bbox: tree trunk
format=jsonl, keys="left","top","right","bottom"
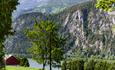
{"left": 49, "top": 33, "right": 52, "bottom": 70}
{"left": 42, "top": 52, "right": 47, "bottom": 70}
{"left": 0, "top": 44, "right": 5, "bottom": 70}
{"left": 49, "top": 45, "right": 52, "bottom": 70}
{"left": 43, "top": 60, "right": 46, "bottom": 70}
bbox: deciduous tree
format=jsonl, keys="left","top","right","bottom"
{"left": 26, "top": 20, "right": 67, "bottom": 70}
{"left": 96, "top": 0, "right": 115, "bottom": 11}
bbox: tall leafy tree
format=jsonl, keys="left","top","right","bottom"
{"left": 0, "top": 0, "right": 18, "bottom": 69}
{"left": 96, "top": 0, "right": 115, "bottom": 11}
{"left": 26, "top": 20, "right": 67, "bottom": 70}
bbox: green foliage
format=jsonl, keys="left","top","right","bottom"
{"left": 62, "top": 59, "right": 84, "bottom": 70}
{"left": 94, "top": 61, "right": 109, "bottom": 70}
{"left": 0, "top": 57, "right": 5, "bottom": 69}
{"left": 70, "top": 46, "right": 115, "bottom": 60}
{"left": 108, "top": 63, "right": 115, "bottom": 70}
{"left": 25, "top": 20, "right": 67, "bottom": 70}
{"left": 0, "top": 0, "right": 18, "bottom": 69}
{"left": 61, "top": 61, "right": 67, "bottom": 70}
{"left": 52, "top": 48, "right": 63, "bottom": 63}
{"left": 19, "top": 57, "right": 29, "bottom": 67}
{"left": 62, "top": 59, "right": 115, "bottom": 70}
{"left": 96, "top": 0, "right": 115, "bottom": 11}
{"left": 0, "top": 0, "right": 18, "bottom": 40}
{"left": 84, "top": 59, "right": 95, "bottom": 70}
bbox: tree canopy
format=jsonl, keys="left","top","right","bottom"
{"left": 96, "top": 0, "right": 115, "bottom": 11}
{"left": 26, "top": 20, "right": 67, "bottom": 70}
{"left": 0, "top": 0, "right": 18, "bottom": 69}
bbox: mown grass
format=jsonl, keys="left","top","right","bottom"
{"left": 6, "top": 66, "right": 40, "bottom": 70}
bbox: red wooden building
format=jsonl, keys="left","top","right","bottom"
{"left": 5, "top": 55, "right": 20, "bottom": 65}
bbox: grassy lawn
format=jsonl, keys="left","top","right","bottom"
{"left": 6, "top": 66, "right": 40, "bottom": 70}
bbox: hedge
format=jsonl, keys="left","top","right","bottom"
{"left": 62, "top": 59, "right": 115, "bottom": 70}
{"left": 62, "top": 59, "right": 84, "bottom": 70}
{"left": 84, "top": 59, "right": 95, "bottom": 70}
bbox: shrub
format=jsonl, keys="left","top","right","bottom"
{"left": 94, "top": 61, "right": 109, "bottom": 70}
{"left": 62, "top": 58, "right": 115, "bottom": 70}
{"left": 62, "top": 59, "right": 84, "bottom": 70}
{"left": 61, "top": 61, "right": 67, "bottom": 70}
{"left": 71, "top": 60, "right": 84, "bottom": 70}
{"left": 84, "top": 59, "right": 95, "bottom": 70}
{"left": 108, "top": 63, "right": 115, "bottom": 70}
{"left": 19, "top": 57, "right": 29, "bottom": 67}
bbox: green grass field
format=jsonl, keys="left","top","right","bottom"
{"left": 6, "top": 66, "right": 40, "bottom": 70}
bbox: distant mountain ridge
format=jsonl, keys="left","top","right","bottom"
{"left": 28, "top": 0, "right": 91, "bottom": 13}
{"left": 13, "top": 0, "right": 91, "bottom": 20}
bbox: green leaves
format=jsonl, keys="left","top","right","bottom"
{"left": 19, "top": 57, "right": 29, "bottom": 67}
{"left": 96, "top": 0, "right": 115, "bottom": 11}
{"left": 25, "top": 20, "right": 67, "bottom": 69}
{"left": 52, "top": 48, "right": 63, "bottom": 63}
{"left": 0, "top": 0, "right": 18, "bottom": 69}
{"left": 0, "top": 0, "right": 19, "bottom": 40}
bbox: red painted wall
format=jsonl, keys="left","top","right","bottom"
{"left": 6, "top": 56, "right": 20, "bottom": 65}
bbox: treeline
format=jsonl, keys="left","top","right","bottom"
{"left": 62, "top": 59, "right": 115, "bottom": 70}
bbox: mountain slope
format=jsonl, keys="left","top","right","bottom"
{"left": 6, "top": 1, "right": 115, "bottom": 57}
{"left": 30, "top": 0, "right": 91, "bottom": 14}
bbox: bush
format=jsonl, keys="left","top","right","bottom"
{"left": 62, "top": 59, "right": 115, "bottom": 70}
{"left": 61, "top": 61, "right": 67, "bottom": 70}
{"left": 84, "top": 59, "right": 95, "bottom": 70}
{"left": 71, "top": 60, "right": 84, "bottom": 70}
{"left": 62, "top": 59, "right": 84, "bottom": 70}
{"left": 94, "top": 61, "right": 109, "bottom": 70}
{"left": 19, "top": 57, "right": 29, "bottom": 67}
{"left": 108, "top": 63, "right": 115, "bottom": 70}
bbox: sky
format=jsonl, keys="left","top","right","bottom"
{"left": 18, "top": 0, "right": 42, "bottom": 10}
{"left": 13, "top": 0, "right": 47, "bottom": 19}
{"left": 16, "top": 0, "right": 49, "bottom": 11}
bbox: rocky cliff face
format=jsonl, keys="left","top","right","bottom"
{"left": 5, "top": 1, "right": 115, "bottom": 56}
{"left": 62, "top": 8, "right": 115, "bottom": 56}
{"left": 58, "top": 2, "right": 115, "bottom": 56}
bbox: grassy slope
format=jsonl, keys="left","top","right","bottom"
{"left": 6, "top": 66, "right": 40, "bottom": 70}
